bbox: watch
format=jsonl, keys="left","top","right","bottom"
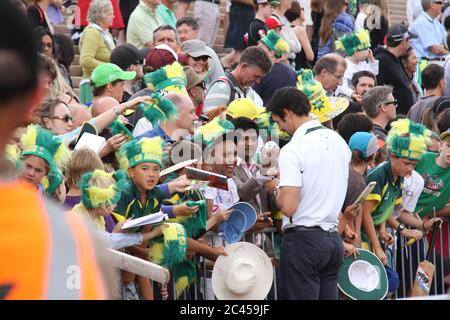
{"left": 397, "top": 223, "right": 406, "bottom": 233}
{"left": 112, "top": 106, "right": 121, "bottom": 116}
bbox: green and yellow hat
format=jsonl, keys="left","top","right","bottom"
{"left": 120, "top": 136, "right": 166, "bottom": 169}
{"left": 260, "top": 29, "right": 290, "bottom": 58}
{"left": 41, "top": 167, "right": 63, "bottom": 194}
{"left": 227, "top": 98, "right": 259, "bottom": 120}
{"left": 335, "top": 29, "right": 371, "bottom": 57}
{"left": 91, "top": 63, "right": 137, "bottom": 87}
{"left": 296, "top": 69, "right": 349, "bottom": 123}
{"left": 144, "top": 61, "right": 188, "bottom": 95}
{"left": 137, "top": 91, "right": 178, "bottom": 128}
{"left": 255, "top": 107, "right": 291, "bottom": 141}
{"left": 109, "top": 118, "right": 134, "bottom": 141}
{"left": 386, "top": 119, "right": 431, "bottom": 161}
{"left": 4, "top": 143, "right": 21, "bottom": 171}
{"left": 78, "top": 169, "right": 129, "bottom": 209}
{"left": 21, "top": 125, "right": 70, "bottom": 193}
{"left": 193, "top": 117, "right": 238, "bottom": 151}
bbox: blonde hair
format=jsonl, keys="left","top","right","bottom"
{"left": 88, "top": 174, "right": 116, "bottom": 191}
{"left": 66, "top": 148, "right": 104, "bottom": 188}
{"left": 32, "top": 97, "right": 68, "bottom": 128}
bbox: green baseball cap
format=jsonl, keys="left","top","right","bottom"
{"left": 90, "top": 63, "right": 136, "bottom": 87}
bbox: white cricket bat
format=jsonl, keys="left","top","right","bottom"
{"left": 107, "top": 249, "right": 170, "bottom": 284}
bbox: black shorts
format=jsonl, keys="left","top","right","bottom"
{"left": 224, "top": 3, "right": 255, "bottom": 50}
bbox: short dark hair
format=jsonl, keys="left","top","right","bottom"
{"left": 176, "top": 17, "right": 199, "bottom": 31}
{"left": 153, "top": 25, "right": 178, "bottom": 43}
{"left": 437, "top": 109, "right": 450, "bottom": 134}
{"left": 232, "top": 117, "right": 259, "bottom": 137}
{"left": 362, "top": 85, "right": 393, "bottom": 118}
{"left": 239, "top": 46, "right": 272, "bottom": 74}
{"left": 91, "top": 79, "right": 121, "bottom": 97}
{"left": 337, "top": 113, "right": 373, "bottom": 143}
{"left": 266, "top": 87, "right": 310, "bottom": 121}
{"left": 352, "top": 70, "right": 376, "bottom": 88}
{"left": 421, "top": 63, "right": 445, "bottom": 90}
{"left": 0, "top": 0, "right": 39, "bottom": 103}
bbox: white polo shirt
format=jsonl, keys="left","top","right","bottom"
{"left": 278, "top": 119, "right": 351, "bottom": 230}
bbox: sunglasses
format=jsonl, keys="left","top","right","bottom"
{"left": 383, "top": 100, "right": 398, "bottom": 107}
{"left": 196, "top": 81, "right": 207, "bottom": 90}
{"left": 52, "top": 114, "right": 73, "bottom": 123}
{"left": 193, "top": 56, "right": 209, "bottom": 62}
{"left": 434, "top": 1, "right": 444, "bottom": 4}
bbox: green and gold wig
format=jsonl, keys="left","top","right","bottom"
{"left": 78, "top": 169, "right": 129, "bottom": 209}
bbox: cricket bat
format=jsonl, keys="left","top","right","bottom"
{"left": 107, "top": 249, "right": 170, "bottom": 284}
{"left": 411, "top": 221, "right": 440, "bottom": 297}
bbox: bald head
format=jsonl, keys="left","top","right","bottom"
{"left": 92, "top": 96, "right": 119, "bottom": 117}
{"left": 164, "top": 92, "right": 198, "bottom": 134}
{"left": 69, "top": 104, "right": 92, "bottom": 128}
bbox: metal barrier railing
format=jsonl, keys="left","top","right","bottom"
{"left": 393, "top": 219, "right": 450, "bottom": 299}
{"left": 159, "top": 221, "right": 450, "bottom": 300}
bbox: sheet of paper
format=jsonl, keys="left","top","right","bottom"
{"left": 74, "top": 132, "right": 106, "bottom": 154}
{"left": 121, "top": 211, "right": 168, "bottom": 229}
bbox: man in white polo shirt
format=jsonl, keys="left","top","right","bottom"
{"left": 266, "top": 87, "right": 351, "bottom": 300}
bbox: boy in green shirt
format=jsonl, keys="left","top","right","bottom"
{"left": 415, "top": 129, "right": 450, "bottom": 259}
{"left": 362, "top": 119, "right": 431, "bottom": 265}
{"left": 414, "top": 129, "right": 450, "bottom": 220}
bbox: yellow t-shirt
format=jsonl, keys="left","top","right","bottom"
{"left": 71, "top": 203, "right": 106, "bottom": 231}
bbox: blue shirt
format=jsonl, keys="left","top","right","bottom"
{"left": 411, "top": 12, "right": 447, "bottom": 59}
{"left": 136, "top": 125, "right": 172, "bottom": 142}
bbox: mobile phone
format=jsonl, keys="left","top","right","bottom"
{"left": 353, "top": 181, "right": 377, "bottom": 206}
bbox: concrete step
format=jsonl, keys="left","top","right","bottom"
{"left": 69, "top": 65, "right": 82, "bottom": 77}
{"left": 72, "top": 76, "right": 82, "bottom": 88}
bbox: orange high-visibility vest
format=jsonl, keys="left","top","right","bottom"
{"left": 0, "top": 181, "right": 108, "bottom": 299}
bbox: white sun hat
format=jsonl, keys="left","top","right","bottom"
{"left": 212, "top": 242, "right": 273, "bottom": 300}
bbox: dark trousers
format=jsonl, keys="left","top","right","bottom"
{"left": 280, "top": 228, "right": 344, "bottom": 300}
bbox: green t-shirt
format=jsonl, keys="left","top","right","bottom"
{"left": 113, "top": 180, "right": 166, "bottom": 219}
{"left": 366, "top": 161, "right": 403, "bottom": 226}
{"left": 155, "top": 4, "right": 176, "bottom": 28}
{"left": 414, "top": 152, "right": 450, "bottom": 219}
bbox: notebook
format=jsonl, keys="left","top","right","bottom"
{"left": 74, "top": 132, "right": 106, "bottom": 154}
{"left": 121, "top": 212, "right": 168, "bottom": 230}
